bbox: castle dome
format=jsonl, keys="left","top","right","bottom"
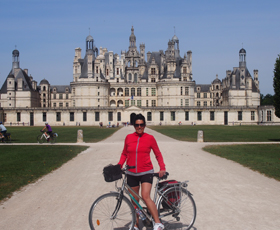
{"left": 40, "top": 79, "right": 50, "bottom": 85}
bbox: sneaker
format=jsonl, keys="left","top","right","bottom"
{"left": 153, "top": 223, "right": 164, "bottom": 230}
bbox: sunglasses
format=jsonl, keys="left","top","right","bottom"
{"left": 134, "top": 124, "right": 145, "bottom": 127}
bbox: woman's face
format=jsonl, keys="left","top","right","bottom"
{"left": 134, "top": 119, "right": 145, "bottom": 135}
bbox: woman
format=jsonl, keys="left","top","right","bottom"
{"left": 118, "top": 114, "right": 165, "bottom": 230}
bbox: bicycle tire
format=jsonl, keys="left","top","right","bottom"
{"left": 50, "top": 136, "right": 56, "bottom": 144}
{"left": 37, "top": 135, "right": 45, "bottom": 144}
{"left": 157, "top": 187, "right": 196, "bottom": 230}
{"left": 6, "top": 135, "right": 11, "bottom": 143}
{"left": 89, "top": 192, "right": 136, "bottom": 230}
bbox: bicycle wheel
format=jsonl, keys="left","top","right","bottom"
{"left": 37, "top": 135, "right": 45, "bottom": 144}
{"left": 50, "top": 136, "right": 56, "bottom": 144}
{"left": 89, "top": 192, "right": 136, "bottom": 230}
{"left": 157, "top": 187, "right": 196, "bottom": 230}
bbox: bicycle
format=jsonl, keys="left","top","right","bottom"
{"left": 37, "top": 130, "right": 57, "bottom": 144}
{"left": 0, "top": 132, "right": 11, "bottom": 143}
{"left": 89, "top": 165, "right": 196, "bottom": 230}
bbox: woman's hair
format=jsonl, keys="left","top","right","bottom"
{"left": 134, "top": 113, "right": 146, "bottom": 125}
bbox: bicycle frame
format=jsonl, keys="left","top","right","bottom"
{"left": 113, "top": 172, "right": 184, "bottom": 225}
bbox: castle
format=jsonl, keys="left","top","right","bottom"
{"left": 0, "top": 27, "right": 278, "bottom": 126}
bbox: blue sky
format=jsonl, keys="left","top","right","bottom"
{"left": 0, "top": 0, "right": 279, "bottom": 95}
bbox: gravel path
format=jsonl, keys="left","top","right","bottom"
{"left": 0, "top": 126, "right": 280, "bottom": 230}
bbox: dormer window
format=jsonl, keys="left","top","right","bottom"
{"left": 53, "top": 88, "right": 56, "bottom": 92}
{"left": 197, "top": 87, "right": 200, "bottom": 91}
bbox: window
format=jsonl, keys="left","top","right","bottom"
{"left": 185, "top": 87, "right": 189, "bottom": 95}
{"left": 210, "top": 111, "right": 215, "bottom": 121}
{"left": 66, "top": 103, "right": 69, "bottom": 107}
{"left": 125, "top": 88, "right": 129, "bottom": 96}
{"left": 66, "top": 94, "right": 68, "bottom": 99}
{"left": 117, "top": 112, "right": 121, "bottom": 121}
{"left": 238, "top": 111, "right": 242, "bottom": 121}
{"left": 185, "top": 99, "right": 189, "bottom": 106}
{"left": 151, "top": 78, "right": 155, "bottom": 82}
{"left": 42, "top": 112, "right": 47, "bottom": 122}
{"left": 131, "top": 100, "right": 135, "bottom": 106}
{"left": 59, "top": 94, "right": 63, "bottom": 99}
{"left": 147, "top": 112, "right": 152, "bottom": 121}
{"left": 53, "top": 94, "right": 56, "bottom": 99}
{"left": 267, "top": 110, "right": 271, "bottom": 121}
{"left": 151, "top": 68, "right": 156, "bottom": 75}
{"left": 197, "top": 111, "right": 202, "bottom": 121}
{"left": 146, "top": 100, "right": 149, "bottom": 107}
{"left": 152, "top": 100, "right": 156, "bottom": 107}
{"left": 17, "top": 112, "right": 21, "bottom": 122}
{"left": 197, "top": 93, "right": 200, "bottom": 98}
{"left": 181, "top": 99, "right": 183, "bottom": 106}
{"left": 204, "top": 93, "right": 207, "bottom": 98}
{"left": 197, "top": 101, "right": 200, "bottom": 107}
{"left": 108, "top": 112, "right": 113, "bottom": 121}
{"left": 204, "top": 101, "right": 207, "bottom": 106}
{"left": 216, "top": 85, "right": 219, "bottom": 90}
{"left": 95, "top": 112, "right": 100, "bottom": 121}
{"left": 117, "top": 68, "right": 119, "bottom": 75}
{"left": 70, "top": 112, "right": 74, "bottom": 121}
{"left": 83, "top": 112, "right": 87, "bottom": 122}
{"left": 183, "top": 67, "right": 187, "bottom": 74}
{"left": 251, "top": 111, "right": 255, "bottom": 121}
{"left": 210, "top": 101, "right": 212, "bottom": 106}
{"left": 151, "top": 88, "right": 156, "bottom": 96}
{"left": 59, "top": 103, "right": 63, "bottom": 107}
{"left": 96, "top": 66, "right": 98, "bottom": 73}
{"left": 53, "top": 103, "right": 56, "bottom": 107}
{"left": 171, "top": 111, "right": 175, "bottom": 121}
{"left": 160, "top": 111, "right": 164, "bottom": 121}
{"left": 185, "top": 111, "right": 189, "bottom": 121}
{"left": 56, "top": 112, "right": 61, "bottom": 122}
{"left": 73, "top": 100, "right": 75, "bottom": 107}
{"left": 106, "top": 69, "right": 109, "bottom": 76}
{"left": 131, "top": 88, "right": 135, "bottom": 96}
{"left": 125, "top": 100, "right": 129, "bottom": 107}
{"left": 73, "top": 88, "right": 75, "bottom": 95}
{"left": 146, "top": 88, "right": 149, "bottom": 96}
{"left": 137, "top": 88, "right": 141, "bottom": 96}
{"left": 181, "top": 87, "right": 183, "bottom": 95}
{"left": 137, "top": 100, "right": 141, "bottom": 107}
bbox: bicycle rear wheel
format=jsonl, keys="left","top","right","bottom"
{"left": 89, "top": 192, "right": 135, "bottom": 230}
{"left": 37, "top": 135, "right": 45, "bottom": 144}
{"left": 157, "top": 187, "right": 196, "bottom": 230}
{"left": 50, "top": 136, "right": 56, "bottom": 144}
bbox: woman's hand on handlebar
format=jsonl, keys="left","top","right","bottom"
{"left": 158, "top": 170, "right": 166, "bottom": 178}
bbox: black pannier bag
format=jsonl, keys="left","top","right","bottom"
{"left": 103, "top": 164, "right": 123, "bottom": 182}
{"left": 158, "top": 180, "right": 181, "bottom": 209}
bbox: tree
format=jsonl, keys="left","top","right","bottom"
{"left": 273, "top": 55, "right": 280, "bottom": 118}
{"left": 260, "top": 93, "right": 274, "bottom": 105}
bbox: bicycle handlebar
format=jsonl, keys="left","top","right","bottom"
{"left": 123, "top": 165, "right": 169, "bottom": 180}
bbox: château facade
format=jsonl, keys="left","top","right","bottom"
{"left": 0, "top": 27, "right": 279, "bottom": 126}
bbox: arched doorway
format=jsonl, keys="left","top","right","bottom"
{"left": 130, "top": 113, "right": 136, "bottom": 125}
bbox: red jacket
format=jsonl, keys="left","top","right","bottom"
{"left": 118, "top": 132, "right": 166, "bottom": 173}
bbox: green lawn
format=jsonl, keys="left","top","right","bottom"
{"left": 149, "top": 125, "right": 280, "bottom": 142}
{"left": 203, "top": 144, "right": 280, "bottom": 181}
{"left": 4, "top": 126, "right": 120, "bottom": 143}
{"left": 0, "top": 145, "right": 88, "bottom": 201}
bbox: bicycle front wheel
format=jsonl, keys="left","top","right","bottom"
{"left": 89, "top": 192, "right": 135, "bottom": 230}
{"left": 157, "top": 187, "right": 196, "bottom": 230}
{"left": 37, "top": 135, "right": 45, "bottom": 144}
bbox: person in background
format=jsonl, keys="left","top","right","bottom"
{"left": 118, "top": 113, "right": 166, "bottom": 230}
{"left": 0, "top": 122, "right": 7, "bottom": 139}
{"left": 42, "top": 122, "right": 52, "bottom": 139}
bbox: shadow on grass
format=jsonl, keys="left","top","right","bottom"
{"left": 268, "top": 139, "right": 280, "bottom": 142}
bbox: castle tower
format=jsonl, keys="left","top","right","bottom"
{"left": 12, "top": 49, "right": 20, "bottom": 73}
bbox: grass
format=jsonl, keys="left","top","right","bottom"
{"left": 203, "top": 144, "right": 280, "bottom": 181}
{"left": 149, "top": 125, "right": 280, "bottom": 142}
{"left": 4, "top": 126, "right": 120, "bottom": 143}
{"left": 0, "top": 145, "right": 88, "bottom": 201}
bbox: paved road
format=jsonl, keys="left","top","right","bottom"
{"left": 0, "top": 126, "right": 280, "bottom": 230}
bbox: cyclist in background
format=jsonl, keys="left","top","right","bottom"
{"left": 42, "top": 122, "right": 52, "bottom": 140}
{"left": 0, "top": 122, "right": 7, "bottom": 139}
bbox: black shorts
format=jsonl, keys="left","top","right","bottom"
{"left": 127, "top": 173, "right": 153, "bottom": 187}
